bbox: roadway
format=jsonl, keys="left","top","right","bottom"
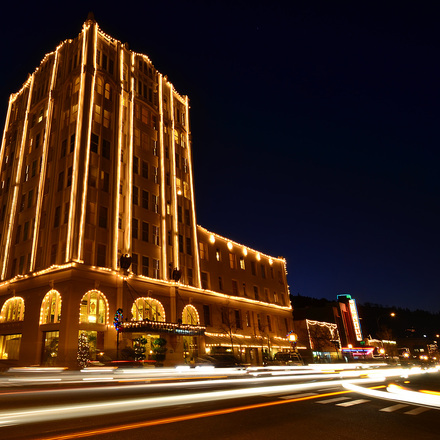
{"left": 0, "top": 363, "right": 439, "bottom": 440}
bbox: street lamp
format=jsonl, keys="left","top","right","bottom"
{"left": 376, "top": 312, "right": 396, "bottom": 336}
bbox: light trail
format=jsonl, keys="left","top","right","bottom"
{"left": 0, "top": 377, "right": 385, "bottom": 427}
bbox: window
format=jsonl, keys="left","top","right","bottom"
{"left": 132, "top": 218, "right": 139, "bottom": 239}
{"left": 102, "top": 139, "right": 110, "bottom": 159}
{"left": 152, "top": 195, "right": 158, "bottom": 213}
{"left": 178, "top": 206, "right": 182, "bottom": 223}
{"left": 266, "top": 315, "right": 272, "bottom": 332}
{"left": 23, "top": 221, "right": 30, "bottom": 241}
{"left": 19, "top": 195, "right": 25, "bottom": 212}
{"left": 57, "top": 171, "right": 64, "bottom": 191}
{"left": 54, "top": 206, "right": 61, "bottom": 228}
{"left": 98, "top": 206, "right": 107, "bottom": 228}
{"left": 64, "top": 202, "right": 69, "bottom": 224}
{"left": 229, "top": 253, "right": 236, "bottom": 269}
{"left": 27, "top": 189, "right": 33, "bottom": 208}
{"left": 186, "top": 237, "right": 192, "bottom": 255}
{"left": 70, "top": 134, "right": 75, "bottom": 153}
{"left": 104, "top": 83, "right": 112, "bottom": 100}
{"left": 141, "top": 256, "right": 149, "bottom": 276}
{"left": 251, "top": 261, "right": 256, "bottom": 276}
{"left": 96, "top": 244, "right": 106, "bottom": 267}
{"left": 133, "top": 186, "right": 139, "bottom": 205}
{"left": 246, "top": 311, "right": 251, "bottom": 327}
{"left": 0, "top": 334, "right": 22, "bottom": 360}
{"left": 79, "top": 290, "right": 107, "bottom": 324}
{"left": 67, "top": 167, "right": 72, "bottom": 187}
{"left": 142, "top": 190, "right": 149, "bottom": 209}
{"left": 235, "top": 310, "right": 242, "bottom": 329}
{"left": 239, "top": 257, "right": 245, "bottom": 270}
{"left": 215, "top": 249, "right": 221, "bottom": 261}
{"left": 96, "top": 76, "right": 103, "bottom": 94}
{"left": 152, "top": 259, "right": 160, "bottom": 278}
{"left": 218, "top": 276, "right": 223, "bottom": 291}
{"left": 231, "top": 280, "right": 238, "bottom": 295}
{"left": 131, "top": 253, "right": 138, "bottom": 274}
{"left": 152, "top": 226, "right": 159, "bottom": 245}
{"left": 103, "top": 110, "right": 110, "bottom": 128}
{"left": 253, "top": 286, "right": 260, "bottom": 301}
{"left": 142, "top": 222, "right": 149, "bottom": 242}
{"left": 31, "top": 160, "right": 37, "bottom": 178}
{"left": 15, "top": 225, "right": 21, "bottom": 244}
{"left": 261, "top": 264, "right": 266, "bottom": 279}
{"left": 61, "top": 139, "right": 67, "bottom": 157}
{"left": 182, "top": 304, "right": 199, "bottom": 325}
{"left": 40, "top": 290, "right": 61, "bottom": 324}
{"left": 203, "top": 305, "right": 211, "bottom": 326}
{"left": 178, "top": 234, "right": 183, "bottom": 253}
{"left": 131, "top": 297, "right": 165, "bottom": 322}
{"left": 185, "top": 209, "right": 190, "bottom": 225}
{"left": 201, "top": 272, "right": 209, "bottom": 289}
{"left": 0, "top": 297, "right": 25, "bottom": 322}
{"left": 142, "top": 161, "right": 148, "bottom": 179}
{"left": 91, "top": 133, "right": 99, "bottom": 153}
{"left": 88, "top": 167, "right": 97, "bottom": 187}
{"left": 199, "top": 242, "right": 207, "bottom": 260}
{"left": 133, "top": 156, "right": 139, "bottom": 174}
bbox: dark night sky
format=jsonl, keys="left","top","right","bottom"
{"left": 1, "top": 2, "right": 439, "bottom": 311}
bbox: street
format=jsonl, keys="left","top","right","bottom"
{"left": 0, "top": 364, "right": 439, "bottom": 440}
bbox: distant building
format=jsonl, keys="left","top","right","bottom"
{"left": 0, "top": 16, "right": 292, "bottom": 368}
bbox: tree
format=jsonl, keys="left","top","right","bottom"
{"left": 77, "top": 332, "right": 90, "bottom": 368}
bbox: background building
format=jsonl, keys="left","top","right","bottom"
{"left": 0, "top": 16, "right": 292, "bottom": 369}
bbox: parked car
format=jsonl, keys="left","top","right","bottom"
{"left": 194, "top": 354, "right": 244, "bottom": 368}
{"left": 264, "top": 351, "right": 304, "bottom": 366}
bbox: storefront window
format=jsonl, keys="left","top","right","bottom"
{"left": 40, "top": 290, "right": 61, "bottom": 324}
{"left": 0, "top": 334, "right": 22, "bottom": 360}
{"left": 131, "top": 297, "right": 165, "bottom": 322}
{"left": 42, "top": 331, "right": 59, "bottom": 365}
{"left": 0, "top": 297, "right": 24, "bottom": 322}
{"left": 79, "top": 290, "right": 108, "bottom": 324}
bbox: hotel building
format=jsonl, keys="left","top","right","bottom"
{"left": 0, "top": 16, "right": 293, "bottom": 368}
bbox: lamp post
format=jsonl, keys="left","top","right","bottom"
{"left": 376, "top": 312, "right": 396, "bottom": 357}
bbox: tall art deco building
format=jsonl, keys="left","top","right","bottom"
{"left": 0, "top": 16, "right": 293, "bottom": 368}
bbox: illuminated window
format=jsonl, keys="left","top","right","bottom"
{"left": 40, "top": 290, "right": 61, "bottom": 324}
{"left": 0, "top": 297, "right": 24, "bottom": 322}
{"left": 199, "top": 242, "right": 206, "bottom": 260}
{"left": 152, "top": 259, "right": 160, "bottom": 278}
{"left": 104, "top": 83, "right": 112, "bottom": 100}
{"left": 79, "top": 290, "right": 107, "bottom": 324}
{"left": 73, "top": 76, "right": 80, "bottom": 93}
{"left": 182, "top": 304, "right": 199, "bottom": 325}
{"left": 132, "top": 297, "right": 165, "bottom": 322}
{"left": 153, "top": 225, "right": 160, "bottom": 245}
{"left": 0, "top": 334, "right": 22, "bottom": 360}
{"left": 246, "top": 311, "right": 251, "bottom": 327}
{"left": 95, "top": 77, "right": 103, "bottom": 95}
{"left": 94, "top": 104, "right": 101, "bottom": 123}
{"left": 229, "top": 253, "right": 236, "bottom": 269}
{"left": 103, "top": 110, "right": 110, "bottom": 128}
{"left": 239, "top": 256, "right": 245, "bottom": 270}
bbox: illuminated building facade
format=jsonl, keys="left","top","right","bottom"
{"left": 0, "top": 16, "right": 292, "bottom": 368}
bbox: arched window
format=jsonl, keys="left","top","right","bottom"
{"left": 95, "top": 77, "right": 103, "bottom": 95}
{"left": 40, "top": 290, "right": 62, "bottom": 324}
{"left": 0, "top": 297, "right": 24, "bottom": 322}
{"left": 104, "top": 83, "right": 112, "bottom": 100}
{"left": 131, "top": 297, "right": 165, "bottom": 322}
{"left": 182, "top": 304, "right": 199, "bottom": 325}
{"left": 79, "top": 290, "right": 108, "bottom": 324}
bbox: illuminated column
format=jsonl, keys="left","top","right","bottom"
{"left": 169, "top": 86, "right": 180, "bottom": 270}
{"left": 1, "top": 76, "right": 34, "bottom": 279}
{"left": 185, "top": 96, "right": 201, "bottom": 288}
{"left": 78, "top": 24, "right": 98, "bottom": 262}
{"left": 30, "top": 49, "right": 61, "bottom": 271}
{"left": 158, "top": 75, "right": 168, "bottom": 279}
{"left": 66, "top": 23, "right": 89, "bottom": 262}
{"left": 0, "top": 95, "right": 14, "bottom": 275}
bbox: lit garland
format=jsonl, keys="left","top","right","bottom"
{"left": 121, "top": 319, "right": 205, "bottom": 336}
